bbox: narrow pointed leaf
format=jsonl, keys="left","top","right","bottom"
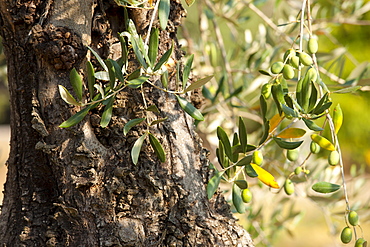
{"left": 95, "top": 71, "right": 110, "bottom": 81}
{"left": 100, "top": 96, "right": 115, "bottom": 128}
{"left": 260, "top": 95, "right": 268, "bottom": 123}
{"left": 250, "top": 163, "right": 280, "bottom": 189}
{"left": 183, "top": 75, "right": 213, "bottom": 93}
{"left": 148, "top": 28, "right": 159, "bottom": 65}
{"left": 153, "top": 43, "right": 173, "bottom": 71}
{"left": 94, "top": 84, "right": 105, "bottom": 98}
{"left": 182, "top": 54, "right": 194, "bottom": 89}
{"left": 277, "top": 128, "right": 306, "bottom": 139}
{"left": 86, "top": 61, "right": 96, "bottom": 97}
{"left": 58, "top": 85, "right": 81, "bottom": 106}
{"left": 131, "top": 133, "right": 147, "bottom": 165}
{"left": 87, "top": 46, "right": 108, "bottom": 72}
{"left": 312, "top": 182, "right": 341, "bottom": 193}
{"left": 236, "top": 155, "right": 252, "bottom": 166}
{"left": 69, "top": 68, "right": 83, "bottom": 101}
{"left": 281, "top": 104, "right": 299, "bottom": 118}
{"left": 238, "top": 117, "right": 248, "bottom": 153}
{"left": 332, "top": 86, "right": 362, "bottom": 94}
{"left": 245, "top": 163, "right": 258, "bottom": 177}
{"left": 148, "top": 133, "right": 166, "bottom": 162}
{"left": 123, "top": 118, "right": 146, "bottom": 136}
{"left": 131, "top": 35, "right": 148, "bottom": 69}
{"left": 207, "top": 170, "right": 224, "bottom": 199}
{"left": 149, "top": 117, "right": 168, "bottom": 126}
{"left": 105, "top": 59, "right": 117, "bottom": 89}
{"left": 216, "top": 141, "right": 225, "bottom": 168}
{"left": 217, "top": 126, "right": 232, "bottom": 161}
{"left": 302, "top": 118, "right": 324, "bottom": 131}
{"left": 146, "top": 104, "right": 160, "bottom": 113}
{"left": 175, "top": 95, "right": 204, "bottom": 121}
{"left": 158, "top": 0, "right": 170, "bottom": 30}
{"left": 59, "top": 105, "right": 92, "bottom": 128}
{"left": 108, "top": 58, "right": 125, "bottom": 83}
{"left": 333, "top": 104, "right": 343, "bottom": 134}
{"left": 118, "top": 34, "right": 128, "bottom": 67}
{"left": 127, "top": 76, "right": 149, "bottom": 88}
{"left": 232, "top": 184, "right": 245, "bottom": 213}
{"left": 273, "top": 137, "right": 303, "bottom": 150}
{"left": 161, "top": 70, "right": 169, "bottom": 88}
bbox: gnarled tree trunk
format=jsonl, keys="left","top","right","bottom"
{"left": 0, "top": 0, "right": 254, "bottom": 246}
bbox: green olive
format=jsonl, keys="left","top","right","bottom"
{"left": 355, "top": 238, "right": 367, "bottom": 247}
{"left": 283, "top": 48, "right": 296, "bottom": 62}
{"left": 283, "top": 64, "right": 295, "bottom": 79}
{"left": 241, "top": 189, "right": 252, "bottom": 203}
{"left": 294, "top": 166, "right": 302, "bottom": 175}
{"left": 298, "top": 52, "right": 313, "bottom": 66}
{"left": 310, "top": 141, "right": 321, "bottom": 154}
{"left": 252, "top": 150, "right": 263, "bottom": 166}
{"left": 287, "top": 149, "right": 299, "bottom": 162}
{"left": 284, "top": 179, "right": 295, "bottom": 195}
{"left": 290, "top": 55, "right": 300, "bottom": 69}
{"left": 261, "top": 83, "right": 272, "bottom": 99}
{"left": 306, "top": 67, "right": 317, "bottom": 82}
{"left": 271, "top": 61, "right": 284, "bottom": 74}
{"left": 328, "top": 150, "right": 340, "bottom": 166}
{"left": 307, "top": 38, "right": 318, "bottom": 54}
{"left": 340, "top": 227, "right": 353, "bottom": 244}
{"left": 348, "top": 211, "right": 359, "bottom": 226}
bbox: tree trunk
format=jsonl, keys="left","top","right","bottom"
{"left": 0, "top": 0, "right": 254, "bottom": 246}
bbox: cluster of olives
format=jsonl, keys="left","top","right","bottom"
{"left": 269, "top": 37, "right": 318, "bottom": 80}
{"left": 340, "top": 210, "right": 367, "bottom": 246}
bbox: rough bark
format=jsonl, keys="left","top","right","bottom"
{"left": 0, "top": 0, "right": 254, "bottom": 246}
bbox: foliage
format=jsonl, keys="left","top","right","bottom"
{"left": 179, "top": 0, "right": 370, "bottom": 246}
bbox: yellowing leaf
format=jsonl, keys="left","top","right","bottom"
{"left": 269, "top": 113, "right": 283, "bottom": 133}
{"left": 277, "top": 128, "right": 306, "bottom": 139}
{"left": 250, "top": 163, "right": 280, "bottom": 189}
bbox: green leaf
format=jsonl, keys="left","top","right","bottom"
{"left": 216, "top": 141, "right": 226, "bottom": 168}
{"left": 281, "top": 104, "right": 299, "bottom": 118}
{"left": 158, "top": 0, "right": 170, "bottom": 30}
{"left": 183, "top": 75, "right": 213, "bottom": 94}
{"left": 245, "top": 163, "right": 258, "bottom": 178}
{"left": 273, "top": 137, "right": 303, "bottom": 150}
{"left": 272, "top": 84, "right": 285, "bottom": 115}
{"left": 59, "top": 105, "right": 92, "bottom": 128}
{"left": 58, "top": 85, "right": 81, "bottom": 106}
{"left": 175, "top": 95, "right": 204, "bottom": 121}
{"left": 302, "top": 118, "right": 324, "bottom": 131}
{"left": 87, "top": 46, "right": 108, "bottom": 72}
{"left": 185, "top": 0, "right": 195, "bottom": 7}
{"left": 182, "top": 54, "right": 194, "bottom": 89}
{"left": 313, "top": 102, "right": 332, "bottom": 115}
{"left": 207, "top": 170, "right": 224, "bottom": 199}
{"left": 148, "top": 133, "right": 166, "bottom": 162}
{"left": 332, "top": 86, "right": 362, "bottom": 94}
{"left": 232, "top": 184, "right": 245, "bottom": 214}
{"left": 312, "top": 182, "right": 341, "bottom": 193}
{"left": 69, "top": 68, "right": 83, "bottom": 101}
{"left": 123, "top": 118, "right": 146, "bottom": 136}
{"left": 217, "top": 127, "right": 232, "bottom": 161}
{"left": 260, "top": 95, "right": 268, "bottom": 123}
{"left": 259, "top": 121, "right": 270, "bottom": 145}
{"left": 146, "top": 104, "right": 160, "bottom": 113}
{"left": 148, "top": 28, "right": 159, "bottom": 66}
{"left": 94, "top": 84, "right": 105, "bottom": 98}
{"left": 95, "top": 71, "right": 110, "bottom": 81}
{"left": 149, "top": 117, "right": 168, "bottom": 126}
{"left": 238, "top": 117, "right": 248, "bottom": 153}
{"left": 127, "top": 76, "right": 149, "bottom": 89}
{"left": 86, "top": 61, "right": 95, "bottom": 97}
{"left": 161, "top": 70, "right": 169, "bottom": 88}
{"left": 105, "top": 59, "right": 117, "bottom": 89}
{"left": 131, "top": 133, "right": 148, "bottom": 165}
{"left": 131, "top": 34, "right": 148, "bottom": 69}
{"left": 235, "top": 180, "right": 248, "bottom": 190}
{"left": 236, "top": 155, "right": 252, "bottom": 166}
{"left": 153, "top": 42, "right": 173, "bottom": 71}
{"left": 118, "top": 34, "right": 128, "bottom": 67}
{"left": 108, "top": 58, "right": 125, "bottom": 83}
{"left": 100, "top": 96, "right": 115, "bottom": 128}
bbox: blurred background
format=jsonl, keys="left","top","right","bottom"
{"left": 1, "top": 0, "right": 370, "bottom": 246}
